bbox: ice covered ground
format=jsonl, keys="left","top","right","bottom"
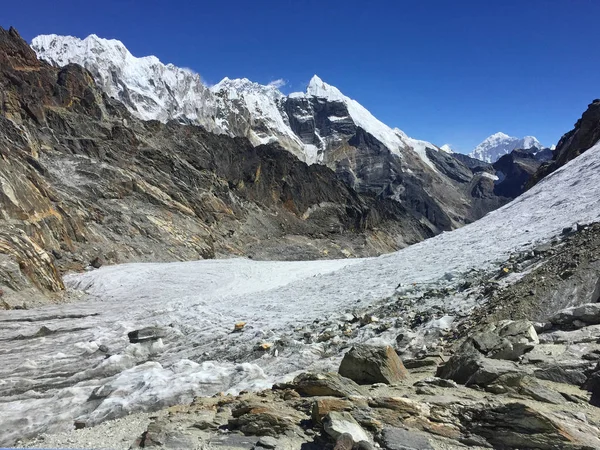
{"left": 2, "top": 142, "right": 600, "bottom": 445}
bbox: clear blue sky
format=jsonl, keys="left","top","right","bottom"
{"left": 3, "top": 0, "right": 600, "bottom": 152}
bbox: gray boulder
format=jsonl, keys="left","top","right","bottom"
{"left": 127, "top": 327, "right": 167, "bottom": 343}
{"left": 550, "top": 303, "right": 600, "bottom": 327}
{"left": 289, "top": 372, "right": 364, "bottom": 398}
{"left": 323, "top": 412, "right": 371, "bottom": 444}
{"left": 471, "top": 320, "right": 538, "bottom": 360}
{"left": 437, "top": 340, "right": 524, "bottom": 386}
{"left": 339, "top": 345, "right": 408, "bottom": 385}
{"left": 488, "top": 373, "right": 565, "bottom": 404}
{"left": 377, "top": 427, "right": 433, "bottom": 450}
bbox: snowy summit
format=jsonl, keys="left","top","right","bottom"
{"left": 469, "top": 132, "right": 543, "bottom": 163}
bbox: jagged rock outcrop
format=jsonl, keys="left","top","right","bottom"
{"left": 0, "top": 27, "right": 434, "bottom": 306}
{"left": 493, "top": 148, "right": 550, "bottom": 197}
{"left": 529, "top": 99, "right": 600, "bottom": 187}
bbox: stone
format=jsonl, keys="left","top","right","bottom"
{"left": 534, "top": 365, "right": 588, "bottom": 386}
{"left": 377, "top": 427, "right": 433, "bottom": 450}
{"left": 471, "top": 320, "right": 539, "bottom": 360}
{"left": 333, "top": 433, "right": 354, "bottom": 450}
{"left": 489, "top": 374, "right": 565, "bottom": 404}
{"left": 583, "top": 365, "right": 600, "bottom": 407}
{"left": 290, "top": 372, "right": 364, "bottom": 398}
{"left": 403, "top": 354, "right": 447, "bottom": 369}
{"left": 312, "top": 397, "right": 354, "bottom": 425}
{"left": 339, "top": 345, "right": 408, "bottom": 385}
{"left": 323, "top": 412, "right": 370, "bottom": 444}
{"left": 127, "top": 327, "right": 167, "bottom": 343}
{"left": 368, "top": 397, "right": 429, "bottom": 419}
{"left": 90, "top": 256, "right": 104, "bottom": 269}
{"left": 229, "top": 404, "right": 302, "bottom": 437}
{"left": 550, "top": 303, "right": 600, "bottom": 327}
{"left": 258, "top": 343, "right": 272, "bottom": 351}
{"left": 413, "top": 377, "right": 459, "bottom": 389}
{"left": 255, "top": 436, "right": 278, "bottom": 449}
{"left": 436, "top": 340, "right": 524, "bottom": 386}
{"left": 460, "top": 402, "right": 594, "bottom": 449}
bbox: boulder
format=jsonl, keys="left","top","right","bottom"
{"left": 471, "top": 320, "right": 538, "bottom": 360}
{"left": 289, "top": 372, "right": 364, "bottom": 398}
{"left": 461, "top": 402, "right": 597, "bottom": 449}
{"left": 377, "top": 427, "right": 433, "bottom": 450}
{"left": 312, "top": 397, "right": 354, "bottom": 425}
{"left": 255, "top": 436, "right": 279, "bottom": 449}
{"left": 323, "top": 412, "right": 370, "bottom": 444}
{"left": 436, "top": 340, "right": 524, "bottom": 386}
{"left": 550, "top": 303, "right": 600, "bottom": 327}
{"left": 583, "top": 364, "right": 600, "bottom": 407}
{"left": 333, "top": 433, "right": 354, "bottom": 450}
{"left": 339, "top": 345, "right": 408, "bottom": 385}
{"left": 488, "top": 374, "right": 565, "bottom": 404}
{"left": 229, "top": 403, "right": 303, "bottom": 437}
{"left": 534, "top": 364, "right": 589, "bottom": 386}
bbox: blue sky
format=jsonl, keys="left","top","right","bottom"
{"left": 3, "top": 0, "right": 600, "bottom": 152}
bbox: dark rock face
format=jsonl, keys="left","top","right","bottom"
{"left": 0, "top": 27, "right": 436, "bottom": 304}
{"left": 493, "top": 149, "right": 547, "bottom": 197}
{"left": 529, "top": 99, "right": 600, "bottom": 187}
{"left": 451, "top": 152, "right": 494, "bottom": 172}
{"left": 284, "top": 95, "right": 510, "bottom": 233}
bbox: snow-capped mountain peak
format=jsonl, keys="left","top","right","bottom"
{"left": 295, "top": 76, "right": 440, "bottom": 170}
{"left": 32, "top": 33, "right": 450, "bottom": 180}
{"left": 32, "top": 33, "right": 219, "bottom": 132}
{"left": 306, "top": 74, "right": 345, "bottom": 101}
{"left": 469, "top": 132, "right": 543, "bottom": 163}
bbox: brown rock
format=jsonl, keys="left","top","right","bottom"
{"left": 312, "top": 397, "right": 354, "bottom": 425}
{"left": 339, "top": 345, "right": 408, "bottom": 385}
{"left": 289, "top": 372, "right": 365, "bottom": 398}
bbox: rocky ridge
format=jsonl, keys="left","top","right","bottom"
{"left": 529, "top": 99, "right": 600, "bottom": 188}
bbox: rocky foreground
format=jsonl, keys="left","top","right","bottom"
{"left": 18, "top": 223, "right": 600, "bottom": 449}
{"left": 22, "top": 307, "right": 600, "bottom": 449}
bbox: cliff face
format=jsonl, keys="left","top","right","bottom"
{"left": 0, "top": 27, "right": 433, "bottom": 307}
{"left": 529, "top": 99, "right": 600, "bottom": 188}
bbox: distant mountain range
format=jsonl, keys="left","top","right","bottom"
{"left": 469, "top": 132, "right": 545, "bottom": 163}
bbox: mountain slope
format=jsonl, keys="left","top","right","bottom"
{"left": 470, "top": 132, "right": 543, "bottom": 163}
{"left": 32, "top": 33, "right": 511, "bottom": 232}
{"left": 529, "top": 99, "right": 600, "bottom": 188}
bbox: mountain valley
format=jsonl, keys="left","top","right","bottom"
{"left": 0, "top": 22, "right": 599, "bottom": 450}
